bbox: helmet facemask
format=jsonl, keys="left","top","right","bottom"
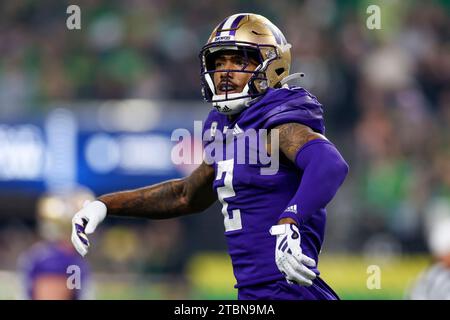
{"left": 200, "top": 41, "right": 280, "bottom": 115}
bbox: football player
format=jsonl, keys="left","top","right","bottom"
{"left": 72, "top": 13, "right": 349, "bottom": 300}
{"left": 19, "top": 187, "right": 93, "bottom": 299}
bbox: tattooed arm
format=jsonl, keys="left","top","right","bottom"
{"left": 273, "top": 122, "right": 327, "bottom": 162}
{"left": 98, "top": 161, "right": 217, "bottom": 219}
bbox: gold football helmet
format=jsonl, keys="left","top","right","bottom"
{"left": 200, "top": 13, "right": 292, "bottom": 115}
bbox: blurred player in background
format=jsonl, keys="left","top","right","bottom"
{"left": 407, "top": 198, "right": 450, "bottom": 299}
{"left": 18, "top": 187, "right": 94, "bottom": 300}
{"left": 71, "top": 13, "right": 348, "bottom": 300}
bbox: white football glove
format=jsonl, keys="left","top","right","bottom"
{"left": 71, "top": 200, "right": 107, "bottom": 257}
{"left": 270, "top": 223, "right": 317, "bottom": 286}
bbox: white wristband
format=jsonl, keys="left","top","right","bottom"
{"left": 269, "top": 224, "right": 288, "bottom": 236}
{"left": 90, "top": 200, "right": 108, "bottom": 221}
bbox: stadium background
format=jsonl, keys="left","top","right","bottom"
{"left": 0, "top": 0, "right": 449, "bottom": 299}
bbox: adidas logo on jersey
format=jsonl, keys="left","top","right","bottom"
{"left": 285, "top": 204, "right": 297, "bottom": 214}
{"left": 222, "top": 124, "right": 243, "bottom": 136}
{"left": 232, "top": 124, "right": 243, "bottom": 136}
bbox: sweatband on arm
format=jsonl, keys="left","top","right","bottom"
{"left": 278, "top": 139, "right": 349, "bottom": 225}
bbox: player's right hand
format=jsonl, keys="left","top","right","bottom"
{"left": 270, "top": 223, "right": 317, "bottom": 286}
{"left": 71, "top": 200, "right": 107, "bottom": 257}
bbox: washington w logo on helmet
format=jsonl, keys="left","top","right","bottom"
{"left": 199, "top": 13, "right": 293, "bottom": 115}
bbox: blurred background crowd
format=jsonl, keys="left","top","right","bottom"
{"left": 0, "top": 0, "right": 449, "bottom": 299}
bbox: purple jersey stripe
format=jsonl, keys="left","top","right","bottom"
{"left": 229, "top": 15, "right": 246, "bottom": 36}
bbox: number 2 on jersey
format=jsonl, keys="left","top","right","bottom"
{"left": 216, "top": 159, "right": 242, "bottom": 232}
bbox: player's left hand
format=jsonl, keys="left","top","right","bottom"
{"left": 270, "top": 223, "right": 317, "bottom": 286}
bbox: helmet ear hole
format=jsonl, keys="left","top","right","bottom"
{"left": 275, "top": 68, "right": 285, "bottom": 76}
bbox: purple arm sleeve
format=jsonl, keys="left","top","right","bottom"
{"left": 278, "top": 139, "right": 349, "bottom": 225}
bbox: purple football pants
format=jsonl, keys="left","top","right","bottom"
{"left": 237, "top": 276, "right": 340, "bottom": 300}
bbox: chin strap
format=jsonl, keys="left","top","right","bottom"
{"left": 280, "top": 72, "right": 305, "bottom": 87}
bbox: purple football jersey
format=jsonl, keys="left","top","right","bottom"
{"left": 202, "top": 87, "right": 327, "bottom": 288}
{"left": 19, "top": 241, "right": 91, "bottom": 299}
